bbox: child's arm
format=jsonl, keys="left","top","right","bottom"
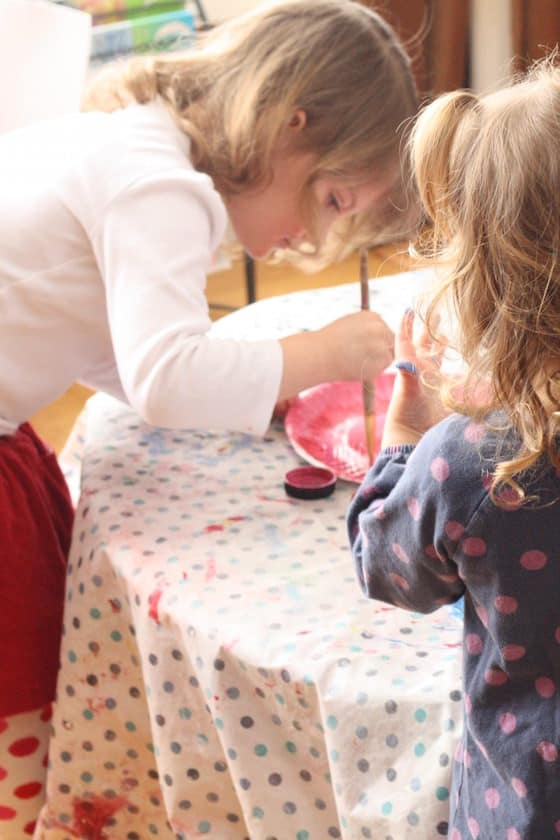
{"left": 93, "top": 170, "right": 285, "bottom": 434}
{"left": 278, "top": 310, "right": 394, "bottom": 401}
{"left": 347, "top": 424, "right": 467, "bottom": 614}
{"left": 93, "top": 168, "right": 395, "bottom": 434}
{"left": 347, "top": 311, "right": 466, "bottom": 613}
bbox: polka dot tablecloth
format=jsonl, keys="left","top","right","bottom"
{"left": 37, "top": 271, "right": 463, "bottom": 839}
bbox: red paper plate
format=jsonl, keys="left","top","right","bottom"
{"left": 284, "top": 372, "right": 396, "bottom": 484}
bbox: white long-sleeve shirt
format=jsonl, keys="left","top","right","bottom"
{"left": 0, "top": 98, "right": 283, "bottom": 436}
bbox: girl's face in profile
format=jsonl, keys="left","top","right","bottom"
{"left": 225, "top": 113, "right": 389, "bottom": 260}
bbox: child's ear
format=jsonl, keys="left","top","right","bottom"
{"left": 288, "top": 109, "right": 307, "bottom": 132}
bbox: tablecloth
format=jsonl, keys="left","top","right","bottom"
{"left": 37, "top": 269, "right": 463, "bottom": 840}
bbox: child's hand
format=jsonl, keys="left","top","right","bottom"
{"left": 278, "top": 310, "right": 393, "bottom": 401}
{"left": 381, "top": 309, "right": 448, "bottom": 448}
{"left": 316, "top": 310, "right": 395, "bottom": 382}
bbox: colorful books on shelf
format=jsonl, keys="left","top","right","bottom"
{"left": 64, "top": 0, "right": 186, "bottom": 25}
{"left": 90, "top": 8, "right": 196, "bottom": 64}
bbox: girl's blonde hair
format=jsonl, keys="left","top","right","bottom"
{"left": 410, "top": 58, "right": 560, "bottom": 502}
{"left": 83, "top": 0, "right": 419, "bottom": 265}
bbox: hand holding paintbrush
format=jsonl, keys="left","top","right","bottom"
{"left": 359, "top": 247, "right": 376, "bottom": 465}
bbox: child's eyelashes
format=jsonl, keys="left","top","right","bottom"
{"left": 327, "top": 193, "right": 341, "bottom": 212}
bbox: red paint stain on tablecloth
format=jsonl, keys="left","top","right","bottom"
{"left": 148, "top": 585, "right": 167, "bottom": 624}
{"left": 63, "top": 794, "right": 128, "bottom": 839}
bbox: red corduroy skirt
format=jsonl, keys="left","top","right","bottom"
{"left": 0, "top": 423, "right": 73, "bottom": 717}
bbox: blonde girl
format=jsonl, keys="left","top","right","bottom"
{"left": 0, "top": 0, "right": 418, "bottom": 833}
{"left": 348, "top": 59, "right": 560, "bottom": 839}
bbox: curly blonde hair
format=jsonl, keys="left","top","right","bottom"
{"left": 410, "top": 58, "right": 560, "bottom": 502}
{"left": 83, "top": 0, "right": 419, "bottom": 265}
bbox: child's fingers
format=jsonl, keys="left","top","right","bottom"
{"left": 394, "top": 308, "right": 446, "bottom": 386}
{"left": 394, "top": 359, "right": 419, "bottom": 377}
{"left": 395, "top": 307, "right": 416, "bottom": 360}
{"left": 416, "top": 313, "right": 445, "bottom": 363}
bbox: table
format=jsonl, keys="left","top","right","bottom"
{"left": 37, "top": 269, "right": 463, "bottom": 840}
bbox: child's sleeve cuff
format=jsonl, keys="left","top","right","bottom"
{"left": 378, "top": 443, "right": 417, "bottom": 457}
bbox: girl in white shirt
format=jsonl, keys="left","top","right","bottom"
{"left": 0, "top": 0, "right": 418, "bottom": 832}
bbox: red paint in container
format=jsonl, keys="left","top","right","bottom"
{"left": 284, "top": 466, "right": 337, "bottom": 500}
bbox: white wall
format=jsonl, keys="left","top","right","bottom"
{"left": 0, "top": 0, "right": 91, "bottom": 133}
{"left": 202, "top": 0, "right": 261, "bottom": 24}
{"left": 470, "top": 0, "right": 513, "bottom": 91}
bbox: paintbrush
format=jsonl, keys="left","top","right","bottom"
{"left": 359, "top": 247, "right": 375, "bottom": 465}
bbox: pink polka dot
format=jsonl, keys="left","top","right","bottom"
{"left": 462, "top": 537, "right": 487, "bottom": 556}
{"left": 507, "top": 829, "right": 521, "bottom": 840}
{"left": 431, "top": 456, "right": 450, "bottom": 482}
{"left": 464, "top": 694, "right": 472, "bottom": 714}
{"left": 502, "top": 479, "right": 522, "bottom": 506}
{"left": 511, "top": 777, "right": 527, "bottom": 798}
{"left": 555, "top": 819, "right": 560, "bottom": 834}
{"left": 450, "top": 829, "right": 462, "bottom": 840}
{"left": 445, "top": 520, "right": 465, "bottom": 541}
{"left": 454, "top": 741, "right": 463, "bottom": 762}
{"left": 463, "top": 749, "right": 471, "bottom": 768}
{"left": 424, "top": 544, "right": 442, "bottom": 560}
{"left": 485, "top": 668, "right": 508, "bottom": 686}
{"left": 499, "top": 712, "right": 517, "bottom": 734}
{"left": 391, "top": 542, "right": 410, "bottom": 564}
{"left": 496, "top": 486, "right": 523, "bottom": 508}
{"left": 555, "top": 627, "right": 560, "bottom": 645}
{"left": 467, "top": 817, "right": 480, "bottom": 837}
{"left": 502, "top": 644, "right": 526, "bottom": 661}
{"left": 537, "top": 740, "right": 558, "bottom": 762}
{"left": 536, "top": 677, "right": 556, "bottom": 698}
{"left": 8, "top": 737, "right": 39, "bottom": 757}
{"left": 466, "top": 634, "right": 483, "bottom": 655}
{"left": 495, "top": 595, "right": 518, "bottom": 614}
{"left": 373, "top": 502, "right": 386, "bottom": 520}
{"left": 484, "top": 788, "right": 500, "bottom": 809}
{"left": 389, "top": 572, "right": 410, "bottom": 591}
{"left": 520, "top": 550, "right": 547, "bottom": 571}
{"left": 0, "top": 805, "right": 17, "bottom": 820}
{"left": 406, "top": 496, "right": 421, "bottom": 520}
{"left": 464, "top": 422, "right": 486, "bottom": 442}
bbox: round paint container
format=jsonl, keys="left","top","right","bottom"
{"left": 284, "top": 466, "right": 337, "bottom": 500}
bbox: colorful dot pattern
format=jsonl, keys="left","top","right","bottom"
{"left": 0, "top": 705, "right": 51, "bottom": 838}
{"left": 39, "top": 273, "right": 463, "bottom": 838}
